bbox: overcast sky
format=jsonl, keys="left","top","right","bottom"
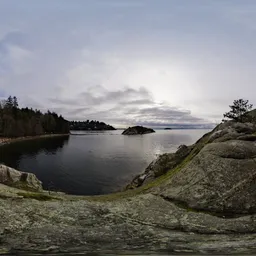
{"left": 0, "top": 0, "right": 256, "bottom": 127}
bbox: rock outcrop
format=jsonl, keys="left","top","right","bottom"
{"left": 157, "top": 139, "right": 256, "bottom": 215}
{"left": 0, "top": 164, "right": 42, "bottom": 191}
{"left": 0, "top": 120, "right": 256, "bottom": 254}
{"left": 122, "top": 126, "right": 155, "bottom": 135}
{"left": 127, "top": 121, "right": 256, "bottom": 191}
{"left": 127, "top": 145, "right": 193, "bottom": 189}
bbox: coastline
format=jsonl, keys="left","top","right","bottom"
{"left": 0, "top": 133, "right": 70, "bottom": 146}
{"left": 1, "top": 121, "right": 256, "bottom": 254}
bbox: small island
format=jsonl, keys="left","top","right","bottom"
{"left": 122, "top": 126, "right": 155, "bottom": 135}
{"left": 164, "top": 127, "right": 172, "bottom": 130}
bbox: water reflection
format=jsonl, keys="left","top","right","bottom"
{"left": 0, "top": 136, "right": 69, "bottom": 170}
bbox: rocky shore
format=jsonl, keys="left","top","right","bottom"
{"left": 0, "top": 134, "right": 70, "bottom": 146}
{"left": 0, "top": 120, "right": 256, "bottom": 254}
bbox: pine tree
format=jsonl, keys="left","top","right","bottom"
{"left": 5, "top": 96, "right": 13, "bottom": 109}
{"left": 0, "top": 96, "right": 69, "bottom": 137}
{"left": 223, "top": 99, "right": 253, "bottom": 122}
{"left": 13, "top": 96, "right": 19, "bottom": 108}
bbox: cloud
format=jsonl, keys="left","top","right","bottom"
{"left": 48, "top": 86, "right": 211, "bottom": 127}
{"left": 120, "top": 99, "right": 154, "bottom": 106}
{"left": 0, "top": 88, "right": 6, "bottom": 100}
{"left": 0, "top": 0, "right": 255, "bottom": 127}
{"left": 220, "top": 1, "right": 256, "bottom": 31}
{"left": 95, "top": 0, "right": 145, "bottom": 8}
{"left": 0, "top": 31, "right": 32, "bottom": 73}
{"left": 49, "top": 86, "right": 152, "bottom": 106}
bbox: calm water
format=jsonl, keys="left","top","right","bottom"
{"left": 0, "top": 129, "right": 210, "bottom": 195}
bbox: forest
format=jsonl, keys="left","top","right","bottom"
{"left": 0, "top": 96, "right": 70, "bottom": 137}
{"left": 70, "top": 120, "right": 116, "bottom": 131}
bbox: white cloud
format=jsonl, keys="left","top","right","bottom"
{"left": 47, "top": 85, "right": 211, "bottom": 127}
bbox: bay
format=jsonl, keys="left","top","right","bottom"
{"left": 0, "top": 129, "right": 210, "bottom": 195}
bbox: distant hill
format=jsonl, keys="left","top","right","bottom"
{"left": 69, "top": 120, "right": 116, "bottom": 131}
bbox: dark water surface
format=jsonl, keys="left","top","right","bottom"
{"left": 0, "top": 129, "right": 210, "bottom": 195}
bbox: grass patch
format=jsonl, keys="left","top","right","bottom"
{"left": 11, "top": 182, "right": 41, "bottom": 192}
{"left": 3, "top": 180, "right": 42, "bottom": 193}
{"left": 17, "top": 192, "right": 56, "bottom": 201}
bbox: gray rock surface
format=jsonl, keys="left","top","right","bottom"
{"left": 209, "top": 121, "right": 256, "bottom": 142}
{"left": 157, "top": 140, "right": 256, "bottom": 214}
{"left": 0, "top": 186, "right": 255, "bottom": 254}
{"left": 0, "top": 164, "right": 42, "bottom": 191}
{"left": 1, "top": 120, "right": 256, "bottom": 254}
{"left": 127, "top": 121, "right": 256, "bottom": 190}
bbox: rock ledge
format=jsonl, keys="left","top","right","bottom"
{"left": 0, "top": 164, "right": 42, "bottom": 191}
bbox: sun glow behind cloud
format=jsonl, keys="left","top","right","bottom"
{"left": 0, "top": 0, "right": 256, "bottom": 127}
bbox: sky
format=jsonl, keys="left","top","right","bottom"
{"left": 0, "top": 0, "right": 256, "bottom": 128}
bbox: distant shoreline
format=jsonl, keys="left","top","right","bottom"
{"left": 0, "top": 134, "right": 70, "bottom": 146}
{"left": 71, "top": 128, "right": 212, "bottom": 131}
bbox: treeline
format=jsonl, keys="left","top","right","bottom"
{"left": 70, "top": 120, "right": 116, "bottom": 131}
{"left": 0, "top": 96, "right": 70, "bottom": 137}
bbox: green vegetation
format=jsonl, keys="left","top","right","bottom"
{"left": 5, "top": 181, "right": 40, "bottom": 192}
{"left": 0, "top": 96, "right": 70, "bottom": 137}
{"left": 70, "top": 120, "right": 116, "bottom": 131}
{"left": 17, "top": 192, "right": 57, "bottom": 201}
{"left": 223, "top": 99, "right": 253, "bottom": 122}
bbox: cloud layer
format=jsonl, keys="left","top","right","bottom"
{"left": 0, "top": 0, "right": 256, "bottom": 127}
{"left": 48, "top": 86, "right": 210, "bottom": 127}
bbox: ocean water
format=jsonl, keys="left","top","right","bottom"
{"left": 0, "top": 129, "right": 210, "bottom": 195}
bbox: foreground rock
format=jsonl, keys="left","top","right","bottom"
{"left": 122, "top": 126, "right": 155, "bottom": 135}
{"left": 0, "top": 120, "right": 256, "bottom": 254}
{"left": 0, "top": 164, "right": 42, "bottom": 191}
{"left": 0, "top": 187, "right": 255, "bottom": 254}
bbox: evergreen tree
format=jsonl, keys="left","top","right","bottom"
{"left": 5, "top": 96, "right": 13, "bottom": 109}
{"left": 13, "top": 96, "right": 18, "bottom": 108}
{"left": 223, "top": 99, "right": 253, "bottom": 122}
{"left": 0, "top": 96, "right": 70, "bottom": 137}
